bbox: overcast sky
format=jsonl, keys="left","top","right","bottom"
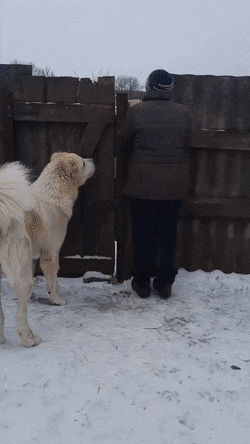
{"left": 0, "top": 0, "right": 250, "bottom": 88}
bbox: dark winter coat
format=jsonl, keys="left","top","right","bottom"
{"left": 121, "top": 91, "right": 192, "bottom": 200}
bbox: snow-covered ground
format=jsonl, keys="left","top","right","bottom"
{"left": 1, "top": 268, "right": 250, "bottom": 444}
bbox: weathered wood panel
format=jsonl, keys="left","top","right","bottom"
{"left": 13, "top": 102, "right": 114, "bottom": 122}
{"left": 9, "top": 73, "right": 115, "bottom": 106}
{"left": 79, "top": 77, "right": 115, "bottom": 105}
{"left": 0, "top": 65, "right": 32, "bottom": 163}
{"left": 13, "top": 76, "right": 47, "bottom": 102}
{"left": 115, "top": 93, "right": 134, "bottom": 282}
{"left": 116, "top": 93, "right": 250, "bottom": 281}
{"left": 0, "top": 67, "right": 116, "bottom": 277}
{"left": 0, "top": 90, "right": 15, "bottom": 163}
{"left": 13, "top": 100, "right": 115, "bottom": 275}
{"left": 13, "top": 121, "right": 50, "bottom": 176}
{"left": 58, "top": 257, "right": 113, "bottom": 278}
{"left": 46, "top": 77, "right": 79, "bottom": 103}
{"left": 0, "top": 64, "right": 32, "bottom": 90}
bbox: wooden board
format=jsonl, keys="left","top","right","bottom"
{"left": 13, "top": 102, "right": 114, "bottom": 123}
{"left": 9, "top": 74, "right": 115, "bottom": 105}
{"left": 79, "top": 76, "right": 115, "bottom": 105}
{"left": 0, "top": 90, "right": 15, "bottom": 163}
{"left": 14, "top": 76, "right": 47, "bottom": 102}
{"left": 46, "top": 77, "right": 79, "bottom": 103}
{"left": 14, "top": 105, "right": 115, "bottom": 262}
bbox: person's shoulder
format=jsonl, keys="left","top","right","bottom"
{"left": 126, "top": 101, "right": 147, "bottom": 117}
{"left": 128, "top": 100, "right": 145, "bottom": 110}
{"left": 170, "top": 101, "right": 190, "bottom": 111}
{"left": 171, "top": 101, "right": 191, "bottom": 119}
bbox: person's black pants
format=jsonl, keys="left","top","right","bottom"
{"left": 129, "top": 198, "right": 181, "bottom": 287}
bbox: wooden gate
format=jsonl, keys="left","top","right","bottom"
{"left": 0, "top": 64, "right": 115, "bottom": 277}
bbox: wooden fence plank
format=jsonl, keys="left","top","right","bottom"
{"left": 13, "top": 102, "right": 114, "bottom": 123}
{"left": 0, "top": 90, "right": 15, "bottom": 163}
{"left": 0, "top": 64, "right": 32, "bottom": 90}
{"left": 79, "top": 121, "right": 107, "bottom": 157}
{"left": 115, "top": 93, "right": 132, "bottom": 281}
{"left": 58, "top": 258, "right": 114, "bottom": 277}
{"left": 79, "top": 77, "right": 115, "bottom": 105}
{"left": 13, "top": 76, "right": 46, "bottom": 102}
{"left": 46, "top": 77, "right": 79, "bottom": 103}
{"left": 97, "top": 76, "right": 115, "bottom": 106}
{"left": 14, "top": 121, "right": 50, "bottom": 176}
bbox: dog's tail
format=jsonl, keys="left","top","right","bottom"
{"left": 0, "top": 162, "right": 35, "bottom": 237}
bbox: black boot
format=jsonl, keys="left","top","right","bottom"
{"left": 153, "top": 278, "right": 172, "bottom": 299}
{"left": 132, "top": 278, "right": 150, "bottom": 298}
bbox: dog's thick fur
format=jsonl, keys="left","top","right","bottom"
{"left": 0, "top": 152, "right": 95, "bottom": 347}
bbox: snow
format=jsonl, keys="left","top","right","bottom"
{"left": 1, "top": 268, "right": 250, "bottom": 444}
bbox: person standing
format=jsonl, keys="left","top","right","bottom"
{"left": 120, "top": 69, "right": 192, "bottom": 298}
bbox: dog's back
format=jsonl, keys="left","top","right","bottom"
{"left": 0, "top": 162, "right": 34, "bottom": 236}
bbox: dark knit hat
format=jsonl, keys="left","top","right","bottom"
{"left": 146, "top": 69, "right": 174, "bottom": 92}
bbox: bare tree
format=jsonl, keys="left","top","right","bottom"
{"left": 91, "top": 69, "right": 114, "bottom": 82}
{"left": 10, "top": 60, "right": 55, "bottom": 77}
{"left": 116, "top": 75, "right": 142, "bottom": 92}
{"left": 32, "top": 64, "right": 55, "bottom": 77}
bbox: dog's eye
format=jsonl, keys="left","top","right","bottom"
{"left": 82, "top": 160, "right": 85, "bottom": 167}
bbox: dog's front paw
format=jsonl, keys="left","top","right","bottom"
{"left": 55, "top": 298, "right": 66, "bottom": 306}
{"left": 49, "top": 295, "right": 66, "bottom": 306}
{"left": 0, "top": 334, "right": 5, "bottom": 344}
{"left": 21, "top": 330, "right": 41, "bottom": 347}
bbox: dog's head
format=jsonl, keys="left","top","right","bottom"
{"left": 51, "top": 152, "right": 95, "bottom": 194}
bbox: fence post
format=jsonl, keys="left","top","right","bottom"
{"left": 116, "top": 92, "right": 128, "bottom": 120}
{"left": 0, "top": 89, "right": 15, "bottom": 163}
{"left": 0, "top": 64, "right": 32, "bottom": 163}
{"left": 115, "top": 93, "right": 133, "bottom": 282}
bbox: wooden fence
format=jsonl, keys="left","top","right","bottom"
{"left": 1, "top": 65, "right": 250, "bottom": 282}
{"left": 0, "top": 64, "right": 115, "bottom": 277}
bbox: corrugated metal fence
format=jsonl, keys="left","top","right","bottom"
{"left": 172, "top": 74, "right": 250, "bottom": 131}
{"left": 116, "top": 75, "right": 250, "bottom": 280}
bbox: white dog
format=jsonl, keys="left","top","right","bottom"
{"left": 0, "top": 152, "right": 95, "bottom": 347}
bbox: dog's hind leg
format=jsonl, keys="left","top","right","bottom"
{"left": 15, "top": 276, "right": 40, "bottom": 347}
{"left": 2, "top": 229, "right": 40, "bottom": 347}
{"left": 40, "top": 251, "right": 66, "bottom": 305}
{"left": 0, "top": 265, "right": 4, "bottom": 344}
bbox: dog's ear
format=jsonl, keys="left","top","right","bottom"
{"left": 55, "top": 158, "right": 81, "bottom": 191}
{"left": 51, "top": 152, "right": 62, "bottom": 162}
{"left": 55, "top": 159, "right": 73, "bottom": 178}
